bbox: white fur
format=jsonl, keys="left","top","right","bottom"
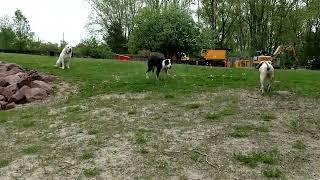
{"left": 161, "top": 59, "right": 172, "bottom": 78}
{"left": 259, "top": 61, "right": 274, "bottom": 94}
{"left": 55, "top": 45, "right": 72, "bottom": 69}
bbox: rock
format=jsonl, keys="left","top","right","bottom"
{"left": 0, "top": 87, "right": 4, "bottom": 95}
{"left": 2, "top": 72, "right": 28, "bottom": 86}
{"left": 28, "top": 71, "right": 43, "bottom": 81}
{"left": 9, "top": 85, "right": 30, "bottom": 103}
{"left": 25, "top": 88, "right": 47, "bottom": 102}
{"left": 0, "top": 95, "right": 5, "bottom": 101}
{"left": 6, "top": 63, "right": 22, "bottom": 70}
{"left": 4, "top": 102, "right": 16, "bottom": 110}
{"left": 1, "top": 84, "right": 18, "bottom": 99}
{"left": 0, "top": 78, "right": 8, "bottom": 87}
{"left": 42, "top": 75, "right": 57, "bottom": 83}
{"left": 0, "top": 101, "right": 8, "bottom": 110}
{"left": 30, "top": 80, "right": 53, "bottom": 94}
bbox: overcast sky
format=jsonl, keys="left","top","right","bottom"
{"left": 0, "top": 0, "right": 92, "bottom": 46}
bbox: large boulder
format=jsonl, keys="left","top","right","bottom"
{"left": 0, "top": 101, "right": 8, "bottom": 110}
{"left": 0, "top": 95, "right": 5, "bottom": 101}
{"left": 9, "top": 85, "right": 31, "bottom": 103}
{"left": 42, "top": 75, "right": 57, "bottom": 83}
{"left": 30, "top": 80, "right": 53, "bottom": 94}
{"left": 25, "top": 87, "right": 48, "bottom": 102}
{"left": 2, "top": 72, "right": 28, "bottom": 86}
{"left": 1, "top": 84, "right": 19, "bottom": 100}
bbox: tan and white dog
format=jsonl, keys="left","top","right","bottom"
{"left": 55, "top": 45, "right": 72, "bottom": 69}
{"left": 257, "top": 61, "right": 274, "bottom": 94}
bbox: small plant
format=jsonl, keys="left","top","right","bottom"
{"left": 234, "top": 150, "right": 279, "bottom": 168}
{"left": 83, "top": 167, "right": 99, "bottom": 177}
{"left": 230, "top": 124, "right": 269, "bottom": 138}
{"left": 186, "top": 103, "right": 201, "bottom": 109}
{"left": 81, "top": 151, "right": 94, "bottom": 160}
{"left": 261, "top": 113, "right": 277, "bottom": 121}
{"left": 0, "top": 159, "right": 10, "bottom": 168}
{"left": 292, "top": 140, "right": 306, "bottom": 150}
{"left": 205, "top": 113, "right": 221, "bottom": 121}
{"left": 128, "top": 110, "right": 137, "bottom": 115}
{"left": 22, "top": 144, "right": 42, "bottom": 154}
{"left": 263, "top": 167, "right": 284, "bottom": 178}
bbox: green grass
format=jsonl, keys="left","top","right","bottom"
{"left": 263, "top": 167, "right": 284, "bottom": 178}
{"left": 230, "top": 124, "right": 269, "bottom": 138}
{"left": 83, "top": 167, "right": 99, "bottom": 177}
{"left": 0, "top": 159, "right": 10, "bottom": 168}
{"left": 234, "top": 150, "right": 279, "bottom": 168}
{"left": 1, "top": 53, "right": 320, "bottom": 98}
{"left": 22, "top": 144, "right": 43, "bottom": 154}
{"left": 292, "top": 140, "right": 306, "bottom": 150}
{"left": 80, "top": 151, "right": 95, "bottom": 160}
{"left": 261, "top": 113, "right": 277, "bottom": 121}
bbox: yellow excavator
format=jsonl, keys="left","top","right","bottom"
{"left": 253, "top": 45, "right": 298, "bottom": 69}
{"left": 272, "top": 45, "right": 298, "bottom": 69}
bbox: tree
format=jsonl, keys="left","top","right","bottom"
{"left": 105, "top": 21, "right": 128, "bottom": 53}
{"left": 129, "top": 6, "right": 199, "bottom": 58}
{"left": 75, "top": 37, "right": 113, "bottom": 59}
{"left": 12, "top": 9, "right": 33, "bottom": 50}
{"left": 0, "top": 15, "right": 16, "bottom": 49}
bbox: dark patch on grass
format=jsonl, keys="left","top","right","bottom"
{"left": 139, "top": 147, "right": 149, "bottom": 154}
{"left": 289, "top": 119, "right": 305, "bottom": 133}
{"left": 135, "top": 129, "right": 147, "bottom": 145}
{"left": 230, "top": 124, "right": 269, "bottom": 138}
{"left": 67, "top": 106, "right": 82, "bottom": 112}
{"left": 22, "top": 144, "right": 42, "bottom": 154}
{"left": 0, "top": 159, "right": 10, "bottom": 168}
{"left": 128, "top": 110, "right": 138, "bottom": 115}
{"left": 83, "top": 167, "right": 99, "bottom": 177}
{"left": 263, "top": 167, "right": 284, "bottom": 178}
{"left": 186, "top": 103, "right": 201, "bottom": 109}
{"left": 292, "top": 140, "right": 306, "bottom": 150}
{"left": 20, "top": 120, "right": 36, "bottom": 128}
{"left": 261, "top": 113, "right": 277, "bottom": 121}
{"left": 205, "top": 112, "right": 221, "bottom": 121}
{"left": 88, "top": 129, "right": 99, "bottom": 135}
{"left": 190, "top": 151, "right": 203, "bottom": 162}
{"left": 164, "top": 94, "right": 175, "bottom": 99}
{"left": 81, "top": 151, "right": 94, "bottom": 160}
{"left": 234, "top": 149, "right": 279, "bottom": 167}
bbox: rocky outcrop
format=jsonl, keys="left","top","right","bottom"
{"left": 0, "top": 61, "right": 57, "bottom": 110}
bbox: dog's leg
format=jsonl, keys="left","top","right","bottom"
{"left": 66, "top": 60, "right": 70, "bottom": 69}
{"left": 55, "top": 58, "right": 60, "bottom": 68}
{"left": 156, "top": 67, "right": 161, "bottom": 80}
{"left": 260, "top": 77, "right": 265, "bottom": 94}
{"left": 146, "top": 66, "right": 153, "bottom": 79}
{"left": 61, "top": 59, "right": 65, "bottom": 69}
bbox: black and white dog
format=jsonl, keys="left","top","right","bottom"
{"left": 146, "top": 56, "right": 172, "bottom": 79}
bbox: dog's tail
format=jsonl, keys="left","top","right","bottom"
{"left": 266, "top": 62, "right": 271, "bottom": 71}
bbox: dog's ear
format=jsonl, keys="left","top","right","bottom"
{"left": 256, "top": 62, "right": 263, "bottom": 69}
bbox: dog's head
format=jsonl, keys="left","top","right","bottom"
{"left": 162, "top": 59, "right": 172, "bottom": 69}
{"left": 64, "top": 45, "right": 72, "bottom": 54}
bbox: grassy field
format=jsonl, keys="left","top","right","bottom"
{"left": 0, "top": 53, "right": 320, "bottom": 179}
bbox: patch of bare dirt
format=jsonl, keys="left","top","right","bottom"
{"left": 1, "top": 90, "right": 320, "bottom": 179}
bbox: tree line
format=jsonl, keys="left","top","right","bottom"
{"left": 1, "top": 1, "right": 320, "bottom": 65}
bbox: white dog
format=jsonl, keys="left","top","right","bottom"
{"left": 257, "top": 61, "right": 274, "bottom": 94}
{"left": 55, "top": 45, "right": 72, "bottom": 69}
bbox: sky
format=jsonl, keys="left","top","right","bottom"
{"left": 0, "top": 0, "right": 92, "bottom": 46}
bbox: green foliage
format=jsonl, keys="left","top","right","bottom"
{"left": 75, "top": 37, "right": 113, "bottom": 59}
{"left": 234, "top": 150, "right": 279, "bottom": 168}
{"left": 105, "top": 21, "right": 128, "bottom": 53}
{"left": 0, "top": 16, "right": 16, "bottom": 49}
{"left": 129, "top": 6, "right": 199, "bottom": 58}
{"left": 12, "top": 9, "right": 33, "bottom": 50}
